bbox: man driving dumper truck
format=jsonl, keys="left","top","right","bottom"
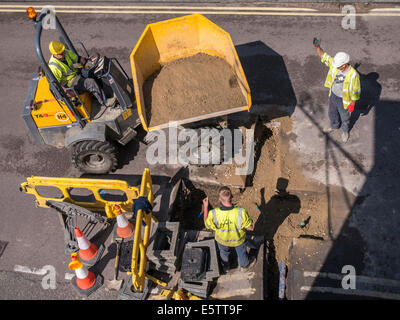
{"left": 48, "top": 40, "right": 117, "bottom": 108}
{"left": 23, "top": 7, "right": 143, "bottom": 174}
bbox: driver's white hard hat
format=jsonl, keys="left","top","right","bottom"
{"left": 332, "top": 52, "right": 350, "bottom": 68}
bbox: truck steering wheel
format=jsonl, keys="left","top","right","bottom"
{"left": 85, "top": 53, "right": 100, "bottom": 71}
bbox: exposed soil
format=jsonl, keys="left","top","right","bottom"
{"left": 143, "top": 53, "right": 247, "bottom": 127}
{"left": 235, "top": 115, "right": 328, "bottom": 299}
{"left": 172, "top": 112, "right": 329, "bottom": 299}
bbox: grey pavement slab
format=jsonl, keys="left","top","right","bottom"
{"left": 185, "top": 239, "right": 220, "bottom": 280}
{"left": 147, "top": 221, "right": 180, "bottom": 261}
{"left": 178, "top": 278, "right": 210, "bottom": 298}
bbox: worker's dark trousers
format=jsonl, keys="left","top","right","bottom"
{"left": 328, "top": 92, "right": 351, "bottom": 133}
{"left": 73, "top": 76, "right": 107, "bottom": 106}
{"left": 217, "top": 241, "right": 249, "bottom": 268}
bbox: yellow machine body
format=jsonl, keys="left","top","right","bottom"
{"left": 32, "top": 75, "right": 92, "bottom": 128}
{"left": 130, "top": 14, "right": 252, "bottom": 132}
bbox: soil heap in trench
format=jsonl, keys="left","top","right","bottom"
{"left": 143, "top": 53, "right": 247, "bottom": 127}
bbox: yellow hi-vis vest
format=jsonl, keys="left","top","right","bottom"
{"left": 48, "top": 49, "right": 79, "bottom": 87}
{"left": 321, "top": 52, "right": 361, "bottom": 109}
{"left": 205, "top": 206, "right": 253, "bottom": 247}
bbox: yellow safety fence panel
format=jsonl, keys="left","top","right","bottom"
{"left": 130, "top": 14, "right": 252, "bottom": 132}
{"left": 127, "top": 168, "right": 166, "bottom": 291}
{"left": 20, "top": 176, "right": 140, "bottom": 218}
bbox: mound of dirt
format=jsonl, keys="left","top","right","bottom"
{"left": 143, "top": 53, "right": 247, "bottom": 127}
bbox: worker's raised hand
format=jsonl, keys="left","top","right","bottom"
{"left": 202, "top": 197, "right": 209, "bottom": 220}
{"left": 313, "top": 38, "right": 324, "bottom": 58}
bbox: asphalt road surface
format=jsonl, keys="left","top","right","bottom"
{"left": 0, "top": 2, "right": 399, "bottom": 300}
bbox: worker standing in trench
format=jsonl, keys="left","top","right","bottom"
{"left": 203, "top": 187, "right": 256, "bottom": 272}
{"left": 314, "top": 38, "right": 361, "bottom": 143}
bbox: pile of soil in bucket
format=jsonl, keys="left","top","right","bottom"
{"left": 143, "top": 53, "right": 247, "bottom": 127}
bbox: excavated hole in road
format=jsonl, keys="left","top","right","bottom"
{"left": 170, "top": 115, "right": 328, "bottom": 299}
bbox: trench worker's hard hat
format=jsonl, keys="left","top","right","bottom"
{"left": 332, "top": 52, "right": 350, "bottom": 68}
{"left": 49, "top": 41, "right": 65, "bottom": 55}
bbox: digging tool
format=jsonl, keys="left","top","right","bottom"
{"left": 105, "top": 238, "right": 123, "bottom": 291}
{"left": 278, "top": 258, "right": 287, "bottom": 300}
{"left": 300, "top": 216, "right": 311, "bottom": 228}
{"left": 147, "top": 271, "right": 186, "bottom": 300}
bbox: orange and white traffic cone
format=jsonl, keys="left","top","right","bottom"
{"left": 114, "top": 205, "right": 134, "bottom": 239}
{"left": 69, "top": 252, "right": 103, "bottom": 297}
{"left": 74, "top": 226, "right": 104, "bottom": 266}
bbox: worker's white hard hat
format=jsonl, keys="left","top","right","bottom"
{"left": 333, "top": 52, "right": 350, "bottom": 68}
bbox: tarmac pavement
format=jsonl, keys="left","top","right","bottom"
{"left": 0, "top": 2, "right": 399, "bottom": 300}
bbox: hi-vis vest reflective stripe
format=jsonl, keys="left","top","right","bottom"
{"left": 321, "top": 52, "right": 361, "bottom": 109}
{"left": 210, "top": 207, "right": 247, "bottom": 247}
{"left": 48, "top": 49, "right": 79, "bottom": 87}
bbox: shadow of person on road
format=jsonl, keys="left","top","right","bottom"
{"left": 254, "top": 178, "right": 301, "bottom": 239}
{"left": 350, "top": 67, "right": 382, "bottom": 131}
{"left": 252, "top": 178, "right": 301, "bottom": 299}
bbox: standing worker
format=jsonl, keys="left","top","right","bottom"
{"left": 48, "top": 40, "right": 116, "bottom": 107}
{"left": 313, "top": 38, "right": 361, "bottom": 143}
{"left": 203, "top": 187, "right": 256, "bottom": 272}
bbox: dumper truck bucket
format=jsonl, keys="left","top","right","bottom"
{"left": 130, "top": 14, "right": 252, "bottom": 132}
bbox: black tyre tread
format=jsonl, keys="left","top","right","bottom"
{"left": 92, "top": 141, "right": 105, "bottom": 153}
{"left": 72, "top": 140, "right": 118, "bottom": 174}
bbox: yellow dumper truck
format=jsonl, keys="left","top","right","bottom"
{"left": 23, "top": 8, "right": 251, "bottom": 174}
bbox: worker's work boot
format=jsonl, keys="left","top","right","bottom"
{"left": 240, "top": 257, "right": 256, "bottom": 272}
{"left": 323, "top": 127, "right": 336, "bottom": 134}
{"left": 342, "top": 132, "right": 349, "bottom": 143}
{"left": 220, "top": 261, "right": 230, "bottom": 274}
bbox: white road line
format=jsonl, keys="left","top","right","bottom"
{"left": 0, "top": 3, "right": 399, "bottom": 16}
{"left": 303, "top": 271, "right": 400, "bottom": 288}
{"left": 370, "top": 8, "right": 400, "bottom": 12}
{"left": 13, "top": 264, "right": 47, "bottom": 276}
{"left": 301, "top": 286, "right": 400, "bottom": 300}
{"left": 304, "top": 271, "right": 342, "bottom": 280}
{"left": 64, "top": 273, "right": 74, "bottom": 280}
{"left": 1, "top": 9, "right": 399, "bottom": 17}
{"left": 0, "top": 4, "right": 317, "bottom": 11}
{"left": 14, "top": 265, "right": 75, "bottom": 281}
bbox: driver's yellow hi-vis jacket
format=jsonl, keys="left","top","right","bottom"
{"left": 48, "top": 49, "right": 79, "bottom": 87}
{"left": 321, "top": 52, "right": 361, "bottom": 109}
{"left": 205, "top": 206, "right": 253, "bottom": 247}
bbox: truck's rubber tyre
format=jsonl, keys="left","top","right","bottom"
{"left": 72, "top": 140, "right": 118, "bottom": 174}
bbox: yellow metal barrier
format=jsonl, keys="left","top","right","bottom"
{"left": 21, "top": 169, "right": 165, "bottom": 292}
{"left": 127, "top": 168, "right": 166, "bottom": 291}
{"left": 20, "top": 176, "right": 140, "bottom": 218}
